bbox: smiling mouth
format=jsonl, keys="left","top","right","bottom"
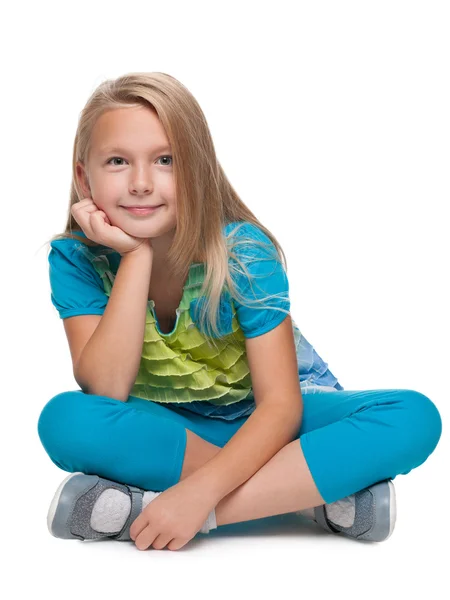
{"left": 122, "top": 205, "right": 162, "bottom": 209}
{"left": 122, "top": 205, "right": 163, "bottom": 215}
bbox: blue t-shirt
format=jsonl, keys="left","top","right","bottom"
{"left": 49, "top": 221, "right": 290, "bottom": 337}
{"left": 48, "top": 220, "right": 343, "bottom": 419}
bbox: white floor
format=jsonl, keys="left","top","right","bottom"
{"left": 13, "top": 438, "right": 445, "bottom": 600}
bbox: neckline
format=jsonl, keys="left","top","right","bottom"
{"left": 148, "top": 261, "right": 202, "bottom": 337}
{"left": 72, "top": 231, "right": 204, "bottom": 338}
{"left": 149, "top": 299, "right": 181, "bottom": 337}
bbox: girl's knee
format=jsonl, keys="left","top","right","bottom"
{"left": 37, "top": 390, "right": 94, "bottom": 460}
{"left": 402, "top": 390, "right": 443, "bottom": 458}
{"left": 38, "top": 391, "right": 80, "bottom": 436}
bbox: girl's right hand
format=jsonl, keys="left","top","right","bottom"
{"left": 71, "top": 198, "right": 153, "bottom": 257}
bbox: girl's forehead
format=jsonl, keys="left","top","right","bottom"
{"left": 90, "top": 106, "right": 169, "bottom": 151}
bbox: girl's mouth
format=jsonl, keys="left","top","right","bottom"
{"left": 123, "top": 205, "right": 162, "bottom": 216}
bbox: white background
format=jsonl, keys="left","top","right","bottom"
{"left": 3, "top": 0, "right": 448, "bottom": 597}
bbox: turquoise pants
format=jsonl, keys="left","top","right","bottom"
{"left": 37, "top": 387, "right": 442, "bottom": 504}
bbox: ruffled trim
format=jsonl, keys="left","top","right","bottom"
{"left": 85, "top": 252, "right": 254, "bottom": 407}
{"left": 74, "top": 234, "right": 344, "bottom": 400}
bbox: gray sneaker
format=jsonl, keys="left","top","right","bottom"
{"left": 313, "top": 479, "right": 396, "bottom": 542}
{"left": 47, "top": 472, "right": 145, "bottom": 541}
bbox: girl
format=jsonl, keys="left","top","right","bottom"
{"left": 37, "top": 72, "right": 442, "bottom": 551}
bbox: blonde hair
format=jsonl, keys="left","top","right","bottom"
{"left": 43, "top": 72, "right": 290, "bottom": 350}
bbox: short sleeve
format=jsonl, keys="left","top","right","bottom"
{"left": 225, "top": 222, "right": 290, "bottom": 338}
{"left": 48, "top": 238, "right": 109, "bottom": 319}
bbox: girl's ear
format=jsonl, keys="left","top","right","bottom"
{"left": 75, "top": 162, "right": 91, "bottom": 197}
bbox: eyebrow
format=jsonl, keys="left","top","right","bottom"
{"left": 98, "top": 144, "right": 172, "bottom": 155}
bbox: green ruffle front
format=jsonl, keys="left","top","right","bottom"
{"left": 81, "top": 247, "right": 254, "bottom": 407}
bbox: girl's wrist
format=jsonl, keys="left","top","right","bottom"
{"left": 120, "top": 243, "right": 153, "bottom": 259}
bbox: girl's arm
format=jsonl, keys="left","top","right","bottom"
{"left": 74, "top": 245, "right": 153, "bottom": 402}
{"left": 184, "top": 315, "right": 303, "bottom": 501}
{"left": 187, "top": 402, "right": 302, "bottom": 501}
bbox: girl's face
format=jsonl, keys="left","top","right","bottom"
{"left": 76, "top": 105, "right": 177, "bottom": 242}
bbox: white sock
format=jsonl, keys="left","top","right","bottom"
{"left": 297, "top": 494, "right": 356, "bottom": 528}
{"left": 90, "top": 488, "right": 217, "bottom": 534}
{"left": 325, "top": 495, "right": 356, "bottom": 527}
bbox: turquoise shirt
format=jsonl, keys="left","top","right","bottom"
{"left": 48, "top": 221, "right": 343, "bottom": 420}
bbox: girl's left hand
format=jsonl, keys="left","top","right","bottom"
{"left": 129, "top": 477, "right": 218, "bottom": 551}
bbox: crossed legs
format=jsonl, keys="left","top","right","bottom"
{"left": 180, "top": 430, "right": 325, "bottom": 526}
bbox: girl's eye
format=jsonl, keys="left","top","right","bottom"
{"left": 107, "top": 157, "right": 125, "bottom": 166}
{"left": 157, "top": 155, "right": 173, "bottom": 166}
{"left": 106, "top": 155, "right": 173, "bottom": 166}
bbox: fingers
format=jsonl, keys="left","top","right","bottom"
{"left": 98, "top": 210, "right": 111, "bottom": 225}
{"left": 70, "top": 198, "right": 97, "bottom": 223}
{"left": 129, "top": 514, "right": 144, "bottom": 541}
{"left": 134, "top": 522, "right": 157, "bottom": 550}
{"left": 150, "top": 533, "right": 175, "bottom": 551}
{"left": 167, "top": 538, "right": 186, "bottom": 551}
{"left": 135, "top": 527, "right": 177, "bottom": 551}
{"left": 71, "top": 198, "right": 112, "bottom": 242}
{"left": 70, "top": 197, "right": 144, "bottom": 254}
{"left": 71, "top": 197, "right": 97, "bottom": 211}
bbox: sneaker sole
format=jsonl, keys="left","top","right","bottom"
{"left": 357, "top": 479, "right": 397, "bottom": 542}
{"left": 385, "top": 479, "right": 397, "bottom": 541}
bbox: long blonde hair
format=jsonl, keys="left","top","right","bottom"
{"left": 43, "top": 72, "right": 290, "bottom": 349}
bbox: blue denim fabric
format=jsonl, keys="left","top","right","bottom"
{"left": 172, "top": 397, "right": 257, "bottom": 421}
{"left": 293, "top": 324, "right": 343, "bottom": 390}
{"left": 172, "top": 383, "right": 340, "bottom": 422}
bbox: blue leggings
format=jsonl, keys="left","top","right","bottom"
{"left": 37, "top": 387, "right": 442, "bottom": 505}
